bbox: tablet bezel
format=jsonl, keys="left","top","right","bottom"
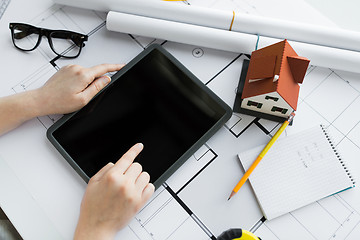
{"left": 47, "top": 44, "right": 232, "bottom": 189}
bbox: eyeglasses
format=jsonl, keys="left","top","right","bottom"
{"left": 9, "top": 22, "right": 88, "bottom": 58}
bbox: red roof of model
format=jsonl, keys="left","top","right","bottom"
{"left": 242, "top": 40, "right": 310, "bottom": 110}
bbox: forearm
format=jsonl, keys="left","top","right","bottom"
{"left": 0, "top": 89, "right": 44, "bottom": 136}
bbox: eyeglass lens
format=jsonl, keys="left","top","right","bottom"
{"left": 12, "top": 24, "right": 84, "bottom": 58}
{"left": 12, "top": 25, "right": 40, "bottom": 51}
{"left": 50, "top": 31, "right": 82, "bottom": 58}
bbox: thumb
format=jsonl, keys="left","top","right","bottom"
{"left": 81, "top": 75, "right": 111, "bottom": 102}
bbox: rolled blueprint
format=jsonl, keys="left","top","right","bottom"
{"left": 232, "top": 14, "right": 360, "bottom": 52}
{"left": 54, "top": 0, "right": 234, "bottom": 30}
{"left": 106, "top": 11, "right": 258, "bottom": 54}
{"left": 107, "top": 11, "right": 360, "bottom": 73}
{"left": 54, "top": 0, "right": 360, "bottom": 52}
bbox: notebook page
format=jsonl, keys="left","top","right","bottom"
{"left": 238, "top": 125, "right": 354, "bottom": 220}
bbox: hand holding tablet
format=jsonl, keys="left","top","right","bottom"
{"left": 47, "top": 44, "right": 232, "bottom": 189}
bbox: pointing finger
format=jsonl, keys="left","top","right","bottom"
{"left": 113, "top": 143, "right": 144, "bottom": 173}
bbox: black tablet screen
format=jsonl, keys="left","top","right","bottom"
{"left": 53, "top": 48, "right": 227, "bottom": 183}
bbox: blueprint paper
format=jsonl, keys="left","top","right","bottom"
{"left": 0, "top": 0, "right": 360, "bottom": 239}
{"left": 0, "top": 0, "right": 10, "bottom": 19}
{"left": 0, "top": 156, "right": 63, "bottom": 239}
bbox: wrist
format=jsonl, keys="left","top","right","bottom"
{"left": 11, "top": 89, "right": 45, "bottom": 121}
{"left": 20, "top": 90, "right": 41, "bottom": 118}
{"left": 74, "top": 218, "right": 117, "bottom": 240}
{"left": 0, "top": 90, "right": 44, "bottom": 135}
{"left": 28, "top": 88, "right": 51, "bottom": 117}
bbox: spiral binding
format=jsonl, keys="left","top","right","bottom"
{"left": 320, "top": 124, "right": 356, "bottom": 186}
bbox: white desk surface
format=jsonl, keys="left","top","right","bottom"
{"left": 0, "top": 0, "right": 360, "bottom": 240}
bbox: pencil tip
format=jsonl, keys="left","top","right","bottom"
{"left": 228, "top": 191, "right": 235, "bottom": 200}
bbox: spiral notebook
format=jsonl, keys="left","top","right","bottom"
{"left": 238, "top": 125, "right": 355, "bottom": 220}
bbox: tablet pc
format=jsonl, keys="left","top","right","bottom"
{"left": 47, "top": 44, "right": 232, "bottom": 189}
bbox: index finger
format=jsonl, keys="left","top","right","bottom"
{"left": 113, "top": 143, "right": 144, "bottom": 173}
{"left": 87, "top": 63, "right": 124, "bottom": 81}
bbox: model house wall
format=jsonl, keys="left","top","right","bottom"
{"left": 241, "top": 91, "right": 293, "bottom": 118}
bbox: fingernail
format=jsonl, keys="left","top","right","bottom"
{"left": 136, "top": 143, "right": 144, "bottom": 151}
{"left": 101, "top": 76, "right": 111, "bottom": 84}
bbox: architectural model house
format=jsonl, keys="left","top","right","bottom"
{"left": 234, "top": 39, "right": 310, "bottom": 122}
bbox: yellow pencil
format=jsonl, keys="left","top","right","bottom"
{"left": 228, "top": 112, "right": 295, "bottom": 200}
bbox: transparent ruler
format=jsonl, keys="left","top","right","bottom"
{"left": 0, "top": 0, "right": 11, "bottom": 20}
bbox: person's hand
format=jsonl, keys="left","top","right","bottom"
{"left": 34, "top": 63, "right": 123, "bottom": 116}
{"left": 74, "top": 143, "right": 155, "bottom": 240}
{"left": 0, "top": 63, "right": 123, "bottom": 136}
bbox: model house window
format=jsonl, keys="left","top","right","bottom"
{"left": 271, "top": 106, "right": 288, "bottom": 114}
{"left": 247, "top": 100, "right": 263, "bottom": 109}
{"left": 265, "top": 96, "right": 279, "bottom": 101}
